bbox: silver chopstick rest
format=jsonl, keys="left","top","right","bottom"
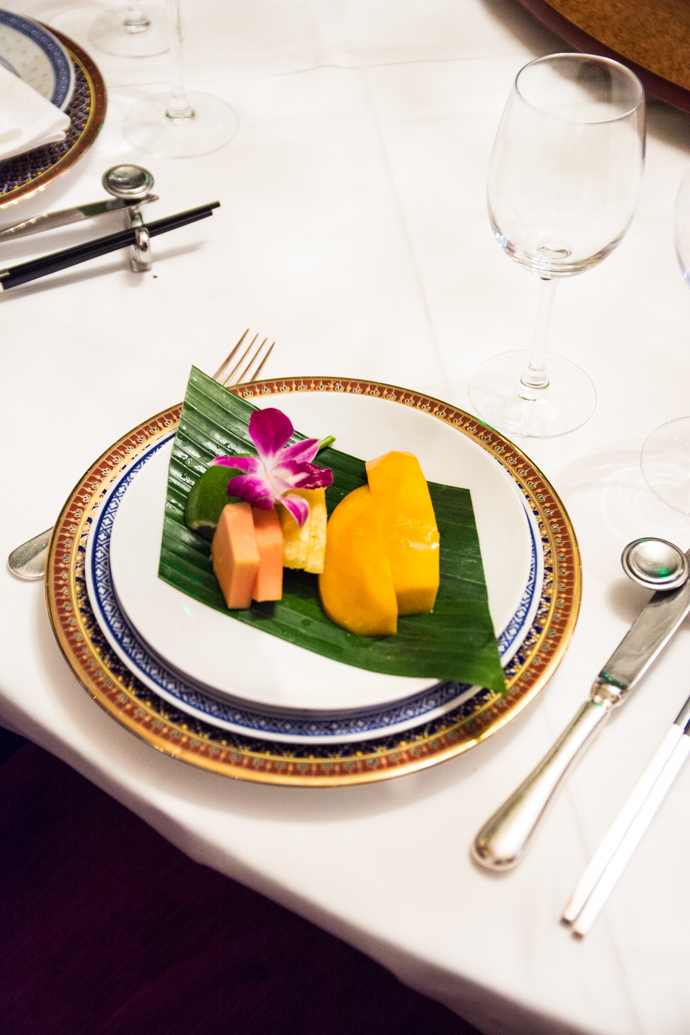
{"left": 102, "top": 165, "right": 155, "bottom": 273}
{"left": 0, "top": 165, "right": 158, "bottom": 278}
{"left": 562, "top": 693, "right": 690, "bottom": 936}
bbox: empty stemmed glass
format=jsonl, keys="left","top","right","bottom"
{"left": 123, "top": 0, "right": 238, "bottom": 157}
{"left": 89, "top": 2, "right": 169, "bottom": 58}
{"left": 469, "top": 53, "right": 645, "bottom": 437}
{"left": 640, "top": 165, "right": 690, "bottom": 513}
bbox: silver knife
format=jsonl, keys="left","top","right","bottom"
{"left": 472, "top": 554, "right": 690, "bottom": 871}
{"left": 562, "top": 693, "right": 690, "bottom": 936}
{"left": 0, "top": 194, "right": 159, "bottom": 241}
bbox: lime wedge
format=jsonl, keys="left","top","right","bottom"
{"left": 184, "top": 463, "right": 243, "bottom": 540}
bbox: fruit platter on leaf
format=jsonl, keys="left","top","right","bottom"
{"left": 159, "top": 367, "right": 505, "bottom": 695}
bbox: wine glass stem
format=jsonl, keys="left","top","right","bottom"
{"left": 166, "top": 0, "right": 193, "bottom": 120}
{"left": 123, "top": 1, "right": 149, "bottom": 33}
{"left": 520, "top": 275, "right": 559, "bottom": 395}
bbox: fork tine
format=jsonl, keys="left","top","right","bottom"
{"left": 234, "top": 337, "right": 271, "bottom": 385}
{"left": 212, "top": 328, "right": 249, "bottom": 383}
{"left": 247, "top": 340, "right": 275, "bottom": 382}
{"left": 222, "top": 333, "right": 260, "bottom": 386}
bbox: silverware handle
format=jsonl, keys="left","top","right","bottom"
{"left": 472, "top": 693, "right": 614, "bottom": 871}
{"left": 562, "top": 725, "right": 688, "bottom": 935}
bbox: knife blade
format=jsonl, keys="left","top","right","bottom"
{"left": 0, "top": 194, "right": 159, "bottom": 241}
{"left": 562, "top": 693, "right": 690, "bottom": 936}
{"left": 472, "top": 553, "right": 690, "bottom": 871}
{"left": 597, "top": 574, "right": 690, "bottom": 695}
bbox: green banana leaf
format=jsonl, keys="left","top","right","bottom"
{"left": 158, "top": 366, "right": 505, "bottom": 693}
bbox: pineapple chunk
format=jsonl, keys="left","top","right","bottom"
{"left": 277, "top": 488, "right": 327, "bottom": 573}
{"left": 278, "top": 496, "right": 310, "bottom": 569}
{"left": 304, "top": 489, "right": 327, "bottom": 574}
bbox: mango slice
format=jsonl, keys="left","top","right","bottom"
{"left": 278, "top": 488, "right": 327, "bottom": 574}
{"left": 318, "top": 485, "right": 398, "bottom": 636}
{"left": 365, "top": 451, "right": 440, "bottom": 615}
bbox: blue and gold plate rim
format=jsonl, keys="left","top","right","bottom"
{"left": 0, "top": 25, "right": 106, "bottom": 208}
{"left": 45, "top": 377, "right": 582, "bottom": 787}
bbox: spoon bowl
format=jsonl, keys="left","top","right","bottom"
{"left": 102, "top": 164, "right": 155, "bottom": 201}
{"left": 621, "top": 537, "right": 689, "bottom": 592}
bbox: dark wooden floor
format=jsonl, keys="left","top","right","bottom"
{"left": 0, "top": 728, "right": 484, "bottom": 1035}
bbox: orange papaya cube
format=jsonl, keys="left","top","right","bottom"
{"left": 318, "top": 484, "right": 398, "bottom": 636}
{"left": 211, "top": 502, "right": 260, "bottom": 609}
{"left": 251, "top": 508, "right": 284, "bottom": 602}
{"left": 365, "top": 451, "right": 440, "bottom": 615}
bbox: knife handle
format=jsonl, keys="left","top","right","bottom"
{"left": 472, "top": 688, "right": 616, "bottom": 871}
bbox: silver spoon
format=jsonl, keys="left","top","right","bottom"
{"left": 621, "top": 537, "right": 689, "bottom": 592}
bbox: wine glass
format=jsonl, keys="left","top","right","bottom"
{"left": 469, "top": 53, "right": 645, "bottom": 438}
{"left": 122, "top": 0, "right": 238, "bottom": 157}
{"left": 640, "top": 166, "right": 690, "bottom": 513}
{"left": 89, "top": 2, "right": 169, "bottom": 58}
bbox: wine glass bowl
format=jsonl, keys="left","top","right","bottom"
{"left": 639, "top": 166, "right": 690, "bottom": 514}
{"left": 489, "top": 56, "right": 645, "bottom": 277}
{"left": 471, "top": 54, "right": 645, "bottom": 437}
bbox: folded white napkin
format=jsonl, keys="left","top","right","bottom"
{"left": 0, "top": 63, "right": 70, "bottom": 162}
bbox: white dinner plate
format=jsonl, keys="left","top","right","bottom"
{"left": 85, "top": 390, "right": 544, "bottom": 743}
{"left": 86, "top": 440, "right": 541, "bottom": 743}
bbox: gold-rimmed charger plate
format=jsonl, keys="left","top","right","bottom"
{"left": 0, "top": 26, "right": 106, "bottom": 209}
{"left": 45, "top": 377, "right": 581, "bottom": 787}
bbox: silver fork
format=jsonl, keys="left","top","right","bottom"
{"left": 7, "top": 330, "right": 276, "bottom": 581}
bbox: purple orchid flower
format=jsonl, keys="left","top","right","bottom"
{"left": 212, "top": 408, "right": 332, "bottom": 527}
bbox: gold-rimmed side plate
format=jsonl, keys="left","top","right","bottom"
{"left": 0, "top": 25, "right": 106, "bottom": 209}
{"left": 45, "top": 377, "right": 581, "bottom": 787}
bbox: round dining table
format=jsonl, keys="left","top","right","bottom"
{"left": 2, "top": 0, "right": 690, "bottom": 1032}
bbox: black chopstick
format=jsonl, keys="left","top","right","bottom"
{"left": 0, "top": 201, "right": 220, "bottom": 290}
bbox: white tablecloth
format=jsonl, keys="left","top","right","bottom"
{"left": 3, "top": 1, "right": 690, "bottom": 1032}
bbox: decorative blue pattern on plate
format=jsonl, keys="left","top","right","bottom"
{"left": 86, "top": 435, "right": 542, "bottom": 744}
{"left": 498, "top": 512, "right": 539, "bottom": 663}
{"left": 0, "top": 9, "right": 75, "bottom": 110}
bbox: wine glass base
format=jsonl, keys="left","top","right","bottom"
{"left": 469, "top": 350, "right": 596, "bottom": 438}
{"left": 641, "top": 417, "right": 690, "bottom": 515}
{"left": 88, "top": 7, "right": 169, "bottom": 57}
{"left": 123, "top": 92, "right": 239, "bottom": 157}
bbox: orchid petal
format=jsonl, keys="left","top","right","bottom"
{"left": 274, "top": 460, "right": 333, "bottom": 490}
{"left": 280, "top": 493, "right": 310, "bottom": 528}
{"left": 212, "top": 455, "right": 262, "bottom": 474}
{"left": 280, "top": 438, "right": 320, "bottom": 464}
{"left": 226, "top": 474, "right": 275, "bottom": 509}
{"left": 212, "top": 409, "right": 332, "bottom": 524}
{"left": 249, "top": 408, "right": 293, "bottom": 465}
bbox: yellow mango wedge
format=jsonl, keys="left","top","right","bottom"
{"left": 318, "top": 485, "right": 398, "bottom": 636}
{"left": 277, "top": 487, "right": 327, "bottom": 574}
{"left": 366, "top": 451, "right": 440, "bottom": 615}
